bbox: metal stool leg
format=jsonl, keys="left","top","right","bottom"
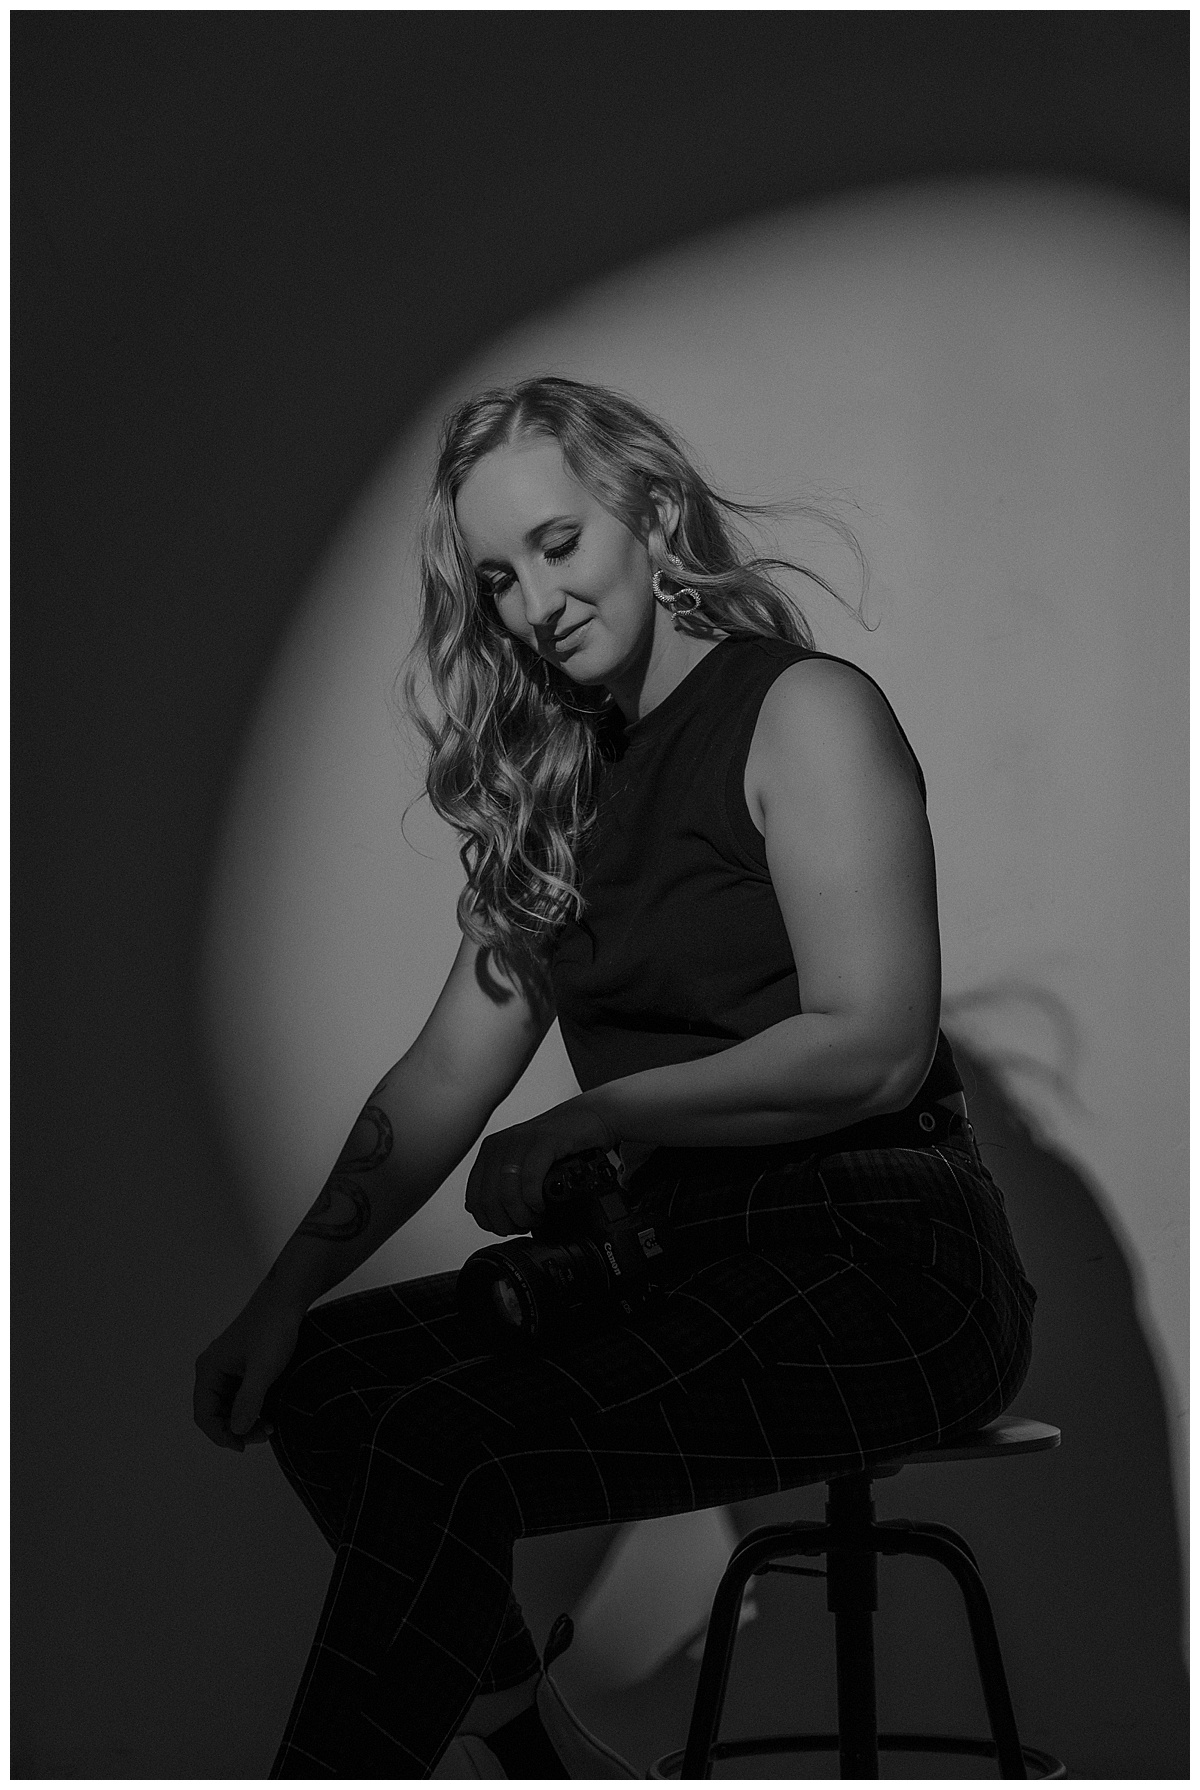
{"left": 898, "top": 1517, "right": 982, "bottom": 1571}
{"left": 877, "top": 1523, "right": 1027, "bottom": 1778}
{"left": 680, "top": 1525, "right": 813, "bottom": 1775}
{"left": 680, "top": 1523, "right": 829, "bottom": 1778}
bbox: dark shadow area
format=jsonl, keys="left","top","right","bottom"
{"left": 541, "top": 1044, "right": 1187, "bottom": 1777}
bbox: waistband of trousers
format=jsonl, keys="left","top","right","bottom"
{"left": 622, "top": 1093, "right": 973, "bottom": 1191}
{"left": 805, "top": 1091, "right": 971, "bottom": 1155}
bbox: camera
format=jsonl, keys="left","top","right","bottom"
{"left": 455, "top": 1147, "right": 667, "bottom": 1347}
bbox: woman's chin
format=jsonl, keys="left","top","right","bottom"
{"left": 554, "top": 639, "right": 611, "bottom": 685}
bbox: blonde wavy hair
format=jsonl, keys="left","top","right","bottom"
{"left": 400, "top": 375, "right": 865, "bottom": 1004}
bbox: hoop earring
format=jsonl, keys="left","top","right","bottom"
{"left": 652, "top": 567, "right": 703, "bottom": 616}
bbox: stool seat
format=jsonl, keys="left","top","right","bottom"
{"left": 654, "top": 1415, "right": 1064, "bottom": 1779}
{"left": 875, "top": 1416, "right": 1061, "bottom": 1470}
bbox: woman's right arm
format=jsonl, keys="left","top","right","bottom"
{"left": 192, "top": 931, "right": 556, "bottom": 1450}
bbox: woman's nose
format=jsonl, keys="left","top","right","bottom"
{"left": 518, "top": 574, "right": 566, "bottom": 632}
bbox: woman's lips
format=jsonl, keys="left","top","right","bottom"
{"left": 553, "top": 619, "right": 590, "bottom": 651}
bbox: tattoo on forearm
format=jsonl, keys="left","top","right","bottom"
{"left": 296, "top": 1104, "right": 394, "bottom": 1244}
{"left": 347, "top": 1104, "right": 394, "bottom": 1173}
{"left": 298, "top": 1174, "right": 372, "bottom": 1240}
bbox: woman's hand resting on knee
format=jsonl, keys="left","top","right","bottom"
{"left": 193, "top": 1292, "right": 304, "bottom": 1453}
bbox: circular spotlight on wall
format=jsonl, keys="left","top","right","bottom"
{"left": 200, "top": 182, "right": 1186, "bottom": 1472}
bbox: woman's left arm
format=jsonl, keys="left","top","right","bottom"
{"left": 467, "top": 659, "right": 942, "bottom": 1233}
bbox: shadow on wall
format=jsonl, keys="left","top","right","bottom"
{"left": 515, "top": 1041, "right": 1188, "bottom": 1778}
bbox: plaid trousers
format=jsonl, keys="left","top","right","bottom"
{"left": 264, "top": 1122, "right": 1035, "bottom": 1777}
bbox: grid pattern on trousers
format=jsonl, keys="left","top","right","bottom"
{"left": 263, "top": 1132, "right": 1035, "bottom": 1778}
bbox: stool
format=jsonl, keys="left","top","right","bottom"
{"left": 650, "top": 1417, "right": 1064, "bottom": 1780}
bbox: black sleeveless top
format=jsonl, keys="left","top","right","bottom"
{"left": 550, "top": 633, "right": 962, "bottom": 1127}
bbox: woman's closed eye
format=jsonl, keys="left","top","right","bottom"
{"left": 542, "top": 534, "right": 579, "bottom": 565}
{"left": 479, "top": 536, "right": 580, "bottom": 599}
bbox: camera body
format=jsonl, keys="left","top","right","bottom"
{"left": 455, "top": 1147, "right": 667, "bottom": 1346}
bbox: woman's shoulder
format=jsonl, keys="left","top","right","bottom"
{"left": 757, "top": 649, "right": 895, "bottom": 727}
{"left": 749, "top": 651, "right": 926, "bottom": 800}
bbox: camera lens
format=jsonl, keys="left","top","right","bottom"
{"left": 491, "top": 1276, "right": 526, "bottom": 1331}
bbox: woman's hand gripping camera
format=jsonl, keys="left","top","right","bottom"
{"left": 464, "top": 1100, "right": 617, "bottom": 1236}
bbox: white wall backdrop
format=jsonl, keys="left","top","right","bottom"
{"left": 202, "top": 179, "right": 1187, "bottom": 1527}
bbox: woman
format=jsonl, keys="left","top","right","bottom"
{"left": 194, "top": 376, "right": 1036, "bottom": 1778}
